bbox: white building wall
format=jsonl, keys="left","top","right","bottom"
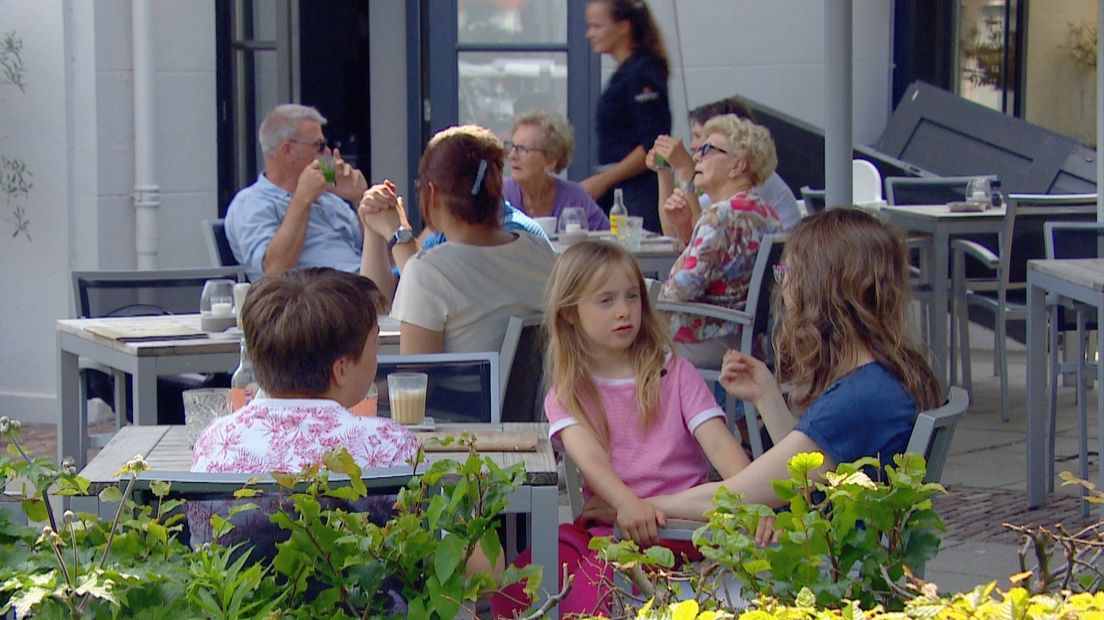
{"left": 1, "top": 0, "right": 216, "bottom": 424}
{"left": 649, "top": 0, "right": 893, "bottom": 145}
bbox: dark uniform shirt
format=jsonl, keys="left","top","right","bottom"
{"left": 595, "top": 52, "right": 671, "bottom": 231}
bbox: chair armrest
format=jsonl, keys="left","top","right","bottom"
{"left": 950, "top": 239, "right": 999, "bottom": 271}
{"left": 655, "top": 300, "right": 753, "bottom": 326}
{"left": 613, "top": 518, "right": 707, "bottom": 542}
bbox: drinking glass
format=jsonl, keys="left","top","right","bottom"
{"left": 200, "top": 279, "right": 235, "bottom": 317}
{"left": 183, "top": 388, "right": 232, "bottom": 447}
{"left": 387, "top": 372, "right": 428, "bottom": 425}
{"left": 965, "top": 177, "right": 991, "bottom": 209}
{"left": 558, "top": 207, "right": 587, "bottom": 235}
{"left": 619, "top": 216, "right": 644, "bottom": 251}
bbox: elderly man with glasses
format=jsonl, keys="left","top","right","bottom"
{"left": 225, "top": 103, "right": 378, "bottom": 283}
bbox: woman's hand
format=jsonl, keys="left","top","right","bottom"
{"left": 358, "top": 180, "right": 406, "bottom": 238}
{"left": 652, "top": 135, "right": 693, "bottom": 175}
{"left": 663, "top": 188, "right": 694, "bottom": 231}
{"left": 719, "top": 350, "right": 777, "bottom": 405}
{"left": 754, "top": 514, "right": 779, "bottom": 547}
{"left": 580, "top": 495, "right": 616, "bottom": 525}
{"left": 616, "top": 497, "right": 666, "bottom": 547}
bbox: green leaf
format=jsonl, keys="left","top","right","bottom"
{"left": 19, "top": 499, "right": 46, "bottom": 523}
{"left": 434, "top": 534, "right": 465, "bottom": 584}
{"left": 787, "top": 452, "right": 824, "bottom": 478}
{"left": 149, "top": 479, "right": 171, "bottom": 498}
{"left": 145, "top": 521, "right": 167, "bottom": 545}
{"left": 99, "top": 485, "right": 123, "bottom": 504}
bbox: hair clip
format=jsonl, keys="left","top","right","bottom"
{"left": 470, "top": 159, "right": 488, "bottom": 195}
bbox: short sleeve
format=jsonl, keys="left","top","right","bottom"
{"left": 543, "top": 387, "right": 578, "bottom": 439}
{"left": 627, "top": 59, "right": 671, "bottom": 151}
{"left": 661, "top": 202, "right": 738, "bottom": 302}
{"left": 672, "top": 356, "right": 725, "bottom": 432}
{"left": 225, "top": 193, "right": 281, "bottom": 277}
{"left": 390, "top": 255, "right": 451, "bottom": 332}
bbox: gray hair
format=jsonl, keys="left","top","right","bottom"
{"left": 512, "top": 109, "right": 575, "bottom": 173}
{"left": 701, "top": 114, "right": 777, "bottom": 187}
{"left": 258, "top": 104, "right": 327, "bottom": 159}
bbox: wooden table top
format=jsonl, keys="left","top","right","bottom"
{"left": 78, "top": 422, "right": 557, "bottom": 491}
{"left": 58, "top": 313, "right": 401, "bottom": 353}
{"left": 1029, "top": 258, "right": 1104, "bottom": 292}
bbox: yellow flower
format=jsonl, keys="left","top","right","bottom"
{"left": 671, "top": 600, "right": 700, "bottom": 620}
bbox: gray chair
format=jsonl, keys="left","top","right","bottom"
{"left": 70, "top": 267, "right": 247, "bottom": 450}
{"left": 202, "top": 219, "right": 240, "bottom": 268}
{"left": 1043, "top": 221, "right": 1104, "bottom": 503}
{"left": 799, "top": 186, "right": 826, "bottom": 213}
{"left": 500, "top": 313, "right": 547, "bottom": 423}
{"left": 655, "top": 233, "right": 787, "bottom": 458}
{"left": 374, "top": 314, "right": 532, "bottom": 424}
{"left": 951, "top": 194, "right": 1096, "bottom": 422}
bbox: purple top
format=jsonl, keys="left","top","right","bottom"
{"left": 504, "top": 176, "right": 610, "bottom": 231}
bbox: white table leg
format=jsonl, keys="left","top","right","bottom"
{"left": 529, "top": 484, "right": 559, "bottom": 618}
{"left": 132, "top": 358, "right": 159, "bottom": 425}
{"left": 57, "top": 342, "right": 84, "bottom": 468}
{"left": 1026, "top": 274, "right": 1047, "bottom": 507}
{"left": 930, "top": 231, "right": 950, "bottom": 389}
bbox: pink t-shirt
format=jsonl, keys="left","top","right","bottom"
{"left": 192, "top": 398, "right": 418, "bottom": 473}
{"left": 545, "top": 354, "right": 725, "bottom": 500}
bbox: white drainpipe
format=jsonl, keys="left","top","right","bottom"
{"left": 132, "top": 0, "right": 159, "bottom": 269}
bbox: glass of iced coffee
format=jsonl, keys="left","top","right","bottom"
{"left": 387, "top": 372, "right": 428, "bottom": 425}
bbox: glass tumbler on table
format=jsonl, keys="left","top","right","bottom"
{"left": 558, "top": 207, "right": 587, "bottom": 236}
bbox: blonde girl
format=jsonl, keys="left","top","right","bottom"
{"left": 492, "top": 240, "right": 748, "bottom": 618}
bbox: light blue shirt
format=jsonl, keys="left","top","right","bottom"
{"left": 421, "top": 202, "right": 552, "bottom": 251}
{"left": 224, "top": 174, "right": 363, "bottom": 280}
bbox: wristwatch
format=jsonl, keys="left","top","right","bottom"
{"left": 387, "top": 225, "right": 414, "bottom": 250}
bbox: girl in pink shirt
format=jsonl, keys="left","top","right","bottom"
{"left": 492, "top": 240, "right": 750, "bottom": 618}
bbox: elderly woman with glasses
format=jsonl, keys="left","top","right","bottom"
{"left": 504, "top": 110, "right": 609, "bottom": 231}
{"left": 659, "top": 115, "right": 781, "bottom": 368}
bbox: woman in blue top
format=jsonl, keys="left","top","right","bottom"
{"left": 584, "top": 209, "right": 942, "bottom": 526}
{"left": 580, "top": 0, "right": 671, "bottom": 233}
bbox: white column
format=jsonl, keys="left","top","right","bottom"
{"left": 132, "top": 0, "right": 159, "bottom": 268}
{"left": 824, "top": 0, "right": 853, "bottom": 208}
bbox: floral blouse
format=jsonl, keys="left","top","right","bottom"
{"left": 660, "top": 192, "right": 780, "bottom": 345}
{"left": 192, "top": 398, "right": 418, "bottom": 473}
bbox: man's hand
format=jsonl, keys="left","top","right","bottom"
{"left": 616, "top": 497, "right": 666, "bottom": 547}
{"left": 358, "top": 180, "right": 408, "bottom": 239}
{"left": 330, "top": 148, "right": 368, "bottom": 201}
{"left": 293, "top": 161, "right": 331, "bottom": 207}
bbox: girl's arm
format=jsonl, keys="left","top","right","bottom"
{"left": 719, "top": 351, "right": 797, "bottom": 443}
{"left": 399, "top": 322, "right": 444, "bottom": 354}
{"left": 649, "top": 430, "right": 835, "bottom": 519}
{"left": 560, "top": 425, "right": 666, "bottom": 546}
{"left": 692, "top": 416, "right": 749, "bottom": 479}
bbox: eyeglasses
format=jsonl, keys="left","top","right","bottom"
{"left": 695, "top": 142, "right": 732, "bottom": 159}
{"left": 772, "top": 263, "right": 789, "bottom": 285}
{"left": 288, "top": 138, "right": 329, "bottom": 153}
{"left": 505, "top": 141, "right": 546, "bottom": 157}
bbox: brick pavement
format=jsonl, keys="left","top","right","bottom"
{"left": 934, "top": 485, "right": 1101, "bottom": 545}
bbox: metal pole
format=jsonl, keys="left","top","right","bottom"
{"left": 824, "top": 0, "right": 853, "bottom": 208}
{"left": 132, "top": 0, "right": 159, "bottom": 269}
{"left": 1097, "top": 0, "right": 1102, "bottom": 221}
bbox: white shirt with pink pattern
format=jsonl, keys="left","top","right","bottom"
{"left": 192, "top": 398, "right": 418, "bottom": 473}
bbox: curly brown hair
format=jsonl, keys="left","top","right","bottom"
{"left": 773, "top": 209, "right": 942, "bottom": 411}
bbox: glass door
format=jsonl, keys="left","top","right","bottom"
{"left": 423, "top": 0, "right": 597, "bottom": 182}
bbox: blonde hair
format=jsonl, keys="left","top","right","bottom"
{"left": 513, "top": 109, "right": 576, "bottom": 173}
{"left": 774, "top": 209, "right": 942, "bottom": 411}
{"left": 701, "top": 114, "right": 777, "bottom": 187}
{"left": 544, "top": 241, "right": 672, "bottom": 449}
